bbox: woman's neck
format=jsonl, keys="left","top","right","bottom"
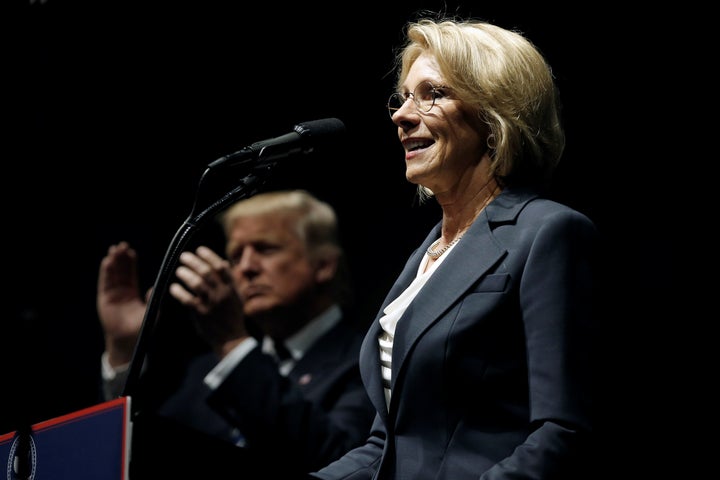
{"left": 437, "top": 175, "right": 501, "bottom": 239}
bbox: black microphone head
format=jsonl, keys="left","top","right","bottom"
{"left": 294, "top": 118, "right": 346, "bottom": 139}
{"left": 210, "top": 118, "right": 346, "bottom": 170}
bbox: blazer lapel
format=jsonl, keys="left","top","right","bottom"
{"left": 359, "top": 223, "right": 442, "bottom": 416}
{"left": 379, "top": 222, "right": 442, "bottom": 312}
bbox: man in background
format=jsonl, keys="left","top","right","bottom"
{"left": 98, "top": 189, "right": 374, "bottom": 479}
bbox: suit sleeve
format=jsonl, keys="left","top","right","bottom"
{"left": 482, "top": 208, "right": 598, "bottom": 479}
{"left": 207, "top": 346, "right": 375, "bottom": 474}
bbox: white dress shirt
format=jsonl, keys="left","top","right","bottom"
{"left": 204, "top": 304, "right": 343, "bottom": 388}
{"left": 378, "top": 241, "right": 458, "bottom": 408}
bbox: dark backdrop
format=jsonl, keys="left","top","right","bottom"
{"left": 6, "top": 1, "right": 674, "bottom": 474}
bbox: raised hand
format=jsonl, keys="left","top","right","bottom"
{"left": 97, "top": 241, "right": 148, "bottom": 367}
{"left": 169, "top": 246, "right": 249, "bottom": 354}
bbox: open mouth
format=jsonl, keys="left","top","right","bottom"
{"left": 404, "top": 139, "right": 434, "bottom": 151}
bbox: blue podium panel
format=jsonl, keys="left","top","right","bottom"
{"left": 0, "top": 396, "right": 131, "bottom": 480}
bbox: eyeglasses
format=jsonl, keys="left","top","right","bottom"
{"left": 387, "top": 81, "right": 449, "bottom": 118}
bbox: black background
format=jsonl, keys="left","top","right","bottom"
{"left": 5, "top": 0, "right": 675, "bottom": 474}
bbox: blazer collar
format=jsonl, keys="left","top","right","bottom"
{"left": 375, "top": 187, "right": 538, "bottom": 313}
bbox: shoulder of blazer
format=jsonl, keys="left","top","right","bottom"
{"left": 487, "top": 187, "right": 588, "bottom": 225}
{"left": 486, "top": 186, "right": 541, "bottom": 223}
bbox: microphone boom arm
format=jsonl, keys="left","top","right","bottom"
{"left": 121, "top": 163, "right": 273, "bottom": 409}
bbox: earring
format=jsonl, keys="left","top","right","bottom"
{"left": 486, "top": 133, "right": 496, "bottom": 150}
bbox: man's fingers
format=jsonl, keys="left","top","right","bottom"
{"left": 175, "top": 265, "right": 204, "bottom": 291}
{"left": 169, "top": 282, "right": 196, "bottom": 305}
{"left": 195, "top": 246, "right": 226, "bottom": 267}
{"left": 169, "top": 282, "right": 210, "bottom": 315}
{"left": 179, "top": 247, "right": 231, "bottom": 287}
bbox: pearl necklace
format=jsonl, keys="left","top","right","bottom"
{"left": 426, "top": 235, "right": 463, "bottom": 259}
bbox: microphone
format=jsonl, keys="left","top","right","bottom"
{"left": 208, "top": 118, "right": 345, "bottom": 169}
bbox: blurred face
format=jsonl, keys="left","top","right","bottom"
{"left": 391, "top": 53, "right": 489, "bottom": 196}
{"left": 225, "top": 213, "right": 317, "bottom": 319}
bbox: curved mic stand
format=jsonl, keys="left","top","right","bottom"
{"left": 121, "top": 159, "right": 277, "bottom": 415}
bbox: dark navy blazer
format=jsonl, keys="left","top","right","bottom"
{"left": 159, "top": 314, "right": 375, "bottom": 478}
{"left": 312, "top": 187, "right": 598, "bottom": 480}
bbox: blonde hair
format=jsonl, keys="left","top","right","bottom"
{"left": 220, "top": 190, "right": 338, "bottom": 252}
{"left": 395, "top": 17, "right": 565, "bottom": 198}
{"left": 218, "top": 189, "right": 352, "bottom": 305}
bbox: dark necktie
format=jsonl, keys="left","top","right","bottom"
{"left": 273, "top": 339, "right": 292, "bottom": 362}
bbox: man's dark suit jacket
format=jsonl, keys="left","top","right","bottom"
{"left": 144, "top": 314, "right": 375, "bottom": 479}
